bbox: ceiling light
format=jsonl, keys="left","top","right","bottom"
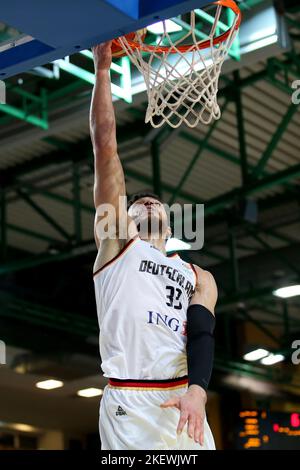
{"left": 273, "top": 285, "right": 300, "bottom": 299}
{"left": 77, "top": 388, "right": 103, "bottom": 398}
{"left": 11, "top": 423, "right": 37, "bottom": 433}
{"left": 36, "top": 379, "right": 64, "bottom": 390}
{"left": 147, "top": 19, "right": 182, "bottom": 35}
{"left": 166, "top": 237, "right": 191, "bottom": 253}
{"left": 0, "top": 422, "right": 39, "bottom": 433}
{"left": 260, "top": 354, "right": 285, "bottom": 366}
{"left": 243, "top": 348, "right": 270, "bottom": 362}
{"left": 222, "top": 375, "right": 276, "bottom": 396}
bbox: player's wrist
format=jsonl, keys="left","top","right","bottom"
{"left": 187, "top": 384, "right": 207, "bottom": 402}
{"left": 95, "top": 67, "right": 110, "bottom": 75}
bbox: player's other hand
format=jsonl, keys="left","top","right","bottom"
{"left": 92, "top": 42, "right": 112, "bottom": 71}
{"left": 160, "top": 385, "right": 207, "bottom": 445}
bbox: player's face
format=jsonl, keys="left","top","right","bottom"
{"left": 128, "top": 197, "right": 169, "bottom": 238}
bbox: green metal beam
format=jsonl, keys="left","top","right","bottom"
{"left": 285, "top": 16, "right": 300, "bottom": 30}
{"left": 259, "top": 225, "right": 298, "bottom": 246}
{"left": 43, "top": 137, "right": 71, "bottom": 152}
{"left": 17, "top": 189, "right": 71, "bottom": 241}
{"left": 0, "top": 102, "right": 48, "bottom": 130}
{"left": 0, "top": 56, "right": 131, "bottom": 128}
{"left": 0, "top": 191, "right": 7, "bottom": 261}
{"left": 0, "top": 290, "right": 292, "bottom": 387}
{"left": 0, "top": 86, "right": 48, "bottom": 129}
{"left": 234, "top": 71, "right": 249, "bottom": 185}
{"left": 214, "top": 357, "right": 285, "bottom": 385}
{"left": 6, "top": 146, "right": 297, "bottom": 229}
{"left": 0, "top": 45, "right": 297, "bottom": 133}
{"left": 0, "top": 236, "right": 227, "bottom": 275}
{"left": 48, "top": 79, "right": 85, "bottom": 101}
{"left": 0, "top": 291, "right": 98, "bottom": 337}
{"left": 251, "top": 301, "right": 300, "bottom": 327}
{"left": 2, "top": 132, "right": 300, "bottom": 226}
{"left": 6, "top": 82, "right": 44, "bottom": 103}
{"left": 220, "top": 53, "right": 300, "bottom": 100}
{"left": 206, "top": 162, "right": 300, "bottom": 216}
{"left": 1, "top": 118, "right": 300, "bottom": 260}
{"left": 229, "top": 230, "right": 239, "bottom": 292}
{"left": 168, "top": 100, "right": 228, "bottom": 205}
{"left": 240, "top": 0, "right": 265, "bottom": 10}
{"left": 173, "top": 6, "right": 240, "bottom": 61}
{"left": 13, "top": 184, "right": 94, "bottom": 215}
{"left": 206, "top": 220, "right": 299, "bottom": 255}
{"left": 124, "top": 165, "right": 197, "bottom": 202}
{"left": 151, "top": 140, "right": 162, "bottom": 198}
{"left": 0, "top": 121, "right": 146, "bottom": 184}
{"left": 201, "top": 249, "right": 227, "bottom": 262}
{"left": 218, "top": 285, "right": 278, "bottom": 309}
{"left": 2, "top": 157, "right": 87, "bottom": 193}
{"left": 250, "top": 231, "right": 300, "bottom": 278}
{"left": 55, "top": 54, "right": 132, "bottom": 103}
{"left": 283, "top": 300, "right": 290, "bottom": 339}
{"left": 6, "top": 181, "right": 95, "bottom": 215}
{"left": 168, "top": 144, "right": 204, "bottom": 205}
{"left": 267, "top": 54, "right": 300, "bottom": 95}
{"left": 7, "top": 223, "right": 60, "bottom": 244}
{"left": 237, "top": 308, "right": 281, "bottom": 346}
{"left": 252, "top": 103, "right": 298, "bottom": 178}
{"left": 4, "top": 133, "right": 300, "bottom": 236}
{"left": 228, "top": 242, "right": 259, "bottom": 254}
{"left": 129, "top": 101, "right": 262, "bottom": 179}
{"left": 72, "top": 165, "right": 82, "bottom": 243}
{"left": 223, "top": 313, "right": 232, "bottom": 358}
{"left": 79, "top": 50, "right": 132, "bottom": 103}
{"left": 0, "top": 239, "right": 95, "bottom": 275}
{"left": 180, "top": 130, "right": 268, "bottom": 176}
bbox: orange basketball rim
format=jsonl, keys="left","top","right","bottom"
{"left": 112, "top": 0, "right": 242, "bottom": 55}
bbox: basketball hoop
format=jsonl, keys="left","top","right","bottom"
{"left": 112, "top": 0, "right": 241, "bottom": 128}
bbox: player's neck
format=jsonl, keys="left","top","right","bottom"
{"left": 139, "top": 236, "right": 167, "bottom": 255}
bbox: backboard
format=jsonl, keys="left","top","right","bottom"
{"left": 0, "top": 0, "right": 209, "bottom": 79}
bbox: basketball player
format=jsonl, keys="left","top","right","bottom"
{"left": 90, "top": 42, "right": 217, "bottom": 450}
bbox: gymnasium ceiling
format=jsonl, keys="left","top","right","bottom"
{"left": 0, "top": 0, "right": 300, "bottom": 396}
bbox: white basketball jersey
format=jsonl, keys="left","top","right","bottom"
{"left": 93, "top": 237, "right": 197, "bottom": 380}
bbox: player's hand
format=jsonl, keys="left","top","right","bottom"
{"left": 160, "top": 385, "right": 207, "bottom": 445}
{"left": 92, "top": 42, "right": 112, "bottom": 71}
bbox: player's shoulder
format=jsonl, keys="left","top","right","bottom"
{"left": 191, "top": 265, "right": 218, "bottom": 315}
{"left": 192, "top": 264, "right": 217, "bottom": 287}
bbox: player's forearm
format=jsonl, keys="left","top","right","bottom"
{"left": 90, "top": 69, "right": 117, "bottom": 158}
{"left": 186, "top": 304, "right": 215, "bottom": 392}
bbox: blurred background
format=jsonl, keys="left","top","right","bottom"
{"left": 0, "top": 0, "right": 300, "bottom": 450}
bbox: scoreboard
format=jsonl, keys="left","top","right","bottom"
{"left": 236, "top": 410, "right": 300, "bottom": 450}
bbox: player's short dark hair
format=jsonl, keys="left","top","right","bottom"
{"left": 127, "top": 191, "right": 164, "bottom": 210}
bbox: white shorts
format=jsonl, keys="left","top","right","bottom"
{"left": 99, "top": 377, "right": 216, "bottom": 450}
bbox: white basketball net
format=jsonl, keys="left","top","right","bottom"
{"left": 118, "top": 4, "right": 240, "bottom": 128}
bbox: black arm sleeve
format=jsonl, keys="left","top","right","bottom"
{"left": 186, "top": 304, "right": 216, "bottom": 391}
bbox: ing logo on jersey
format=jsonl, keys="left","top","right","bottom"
{"left": 147, "top": 311, "right": 187, "bottom": 336}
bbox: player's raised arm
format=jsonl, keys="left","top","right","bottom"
{"left": 90, "top": 42, "right": 129, "bottom": 247}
